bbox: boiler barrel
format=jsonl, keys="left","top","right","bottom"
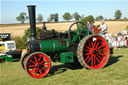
{"left": 40, "top": 39, "right": 71, "bottom": 53}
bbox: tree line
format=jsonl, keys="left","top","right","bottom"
{"left": 16, "top": 9, "right": 127, "bottom": 24}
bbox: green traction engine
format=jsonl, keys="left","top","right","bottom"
{"left": 21, "top": 5, "right": 110, "bottom": 78}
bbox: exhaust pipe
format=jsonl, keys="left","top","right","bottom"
{"left": 27, "top": 5, "right": 36, "bottom": 40}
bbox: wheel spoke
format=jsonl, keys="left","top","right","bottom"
{"left": 35, "top": 68, "right": 39, "bottom": 75}
{"left": 91, "top": 57, "right": 93, "bottom": 66}
{"left": 28, "top": 65, "right": 36, "bottom": 68}
{"left": 96, "top": 57, "right": 101, "bottom": 64}
{"left": 42, "top": 63, "right": 49, "bottom": 66}
{"left": 98, "top": 44, "right": 105, "bottom": 49}
{"left": 29, "top": 68, "right": 35, "bottom": 73}
{"left": 84, "top": 55, "right": 90, "bottom": 61}
{"left": 94, "top": 56, "right": 96, "bottom": 66}
{"left": 87, "top": 55, "right": 93, "bottom": 63}
{"left": 91, "top": 42, "right": 94, "bottom": 48}
{"left": 83, "top": 49, "right": 89, "bottom": 52}
{"left": 34, "top": 56, "right": 38, "bottom": 63}
{"left": 72, "top": 34, "right": 79, "bottom": 42}
{"left": 99, "top": 53, "right": 105, "bottom": 56}
{"left": 84, "top": 53, "right": 90, "bottom": 55}
{"left": 85, "top": 45, "right": 90, "bottom": 49}
{"left": 76, "top": 23, "right": 79, "bottom": 32}
{"left": 98, "top": 48, "right": 105, "bottom": 52}
{"left": 94, "top": 38, "right": 98, "bottom": 46}
{"left": 88, "top": 41, "right": 91, "bottom": 48}
{"left": 97, "top": 55, "right": 102, "bottom": 60}
{"left": 38, "top": 55, "right": 42, "bottom": 62}
{"left": 30, "top": 60, "right": 35, "bottom": 64}
{"left": 41, "top": 67, "right": 47, "bottom": 71}
{"left": 40, "top": 59, "right": 45, "bottom": 64}
{"left": 95, "top": 41, "right": 99, "bottom": 48}
{"left": 39, "top": 69, "right": 43, "bottom": 75}
{"left": 80, "top": 27, "right": 85, "bottom": 32}
{"left": 79, "top": 36, "right": 81, "bottom": 41}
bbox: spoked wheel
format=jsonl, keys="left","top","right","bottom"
{"left": 20, "top": 51, "right": 29, "bottom": 70}
{"left": 68, "top": 22, "right": 89, "bottom": 45}
{"left": 24, "top": 52, "right": 51, "bottom": 78}
{"left": 77, "top": 35, "right": 109, "bottom": 69}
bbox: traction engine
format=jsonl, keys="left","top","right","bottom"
{"left": 21, "top": 5, "right": 110, "bottom": 78}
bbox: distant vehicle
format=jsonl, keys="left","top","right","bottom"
{"left": 0, "top": 33, "right": 18, "bottom": 63}
{"left": 0, "top": 40, "right": 16, "bottom": 53}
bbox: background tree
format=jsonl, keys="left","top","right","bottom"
{"left": 47, "top": 13, "right": 59, "bottom": 22}
{"left": 54, "top": 13, "right": 59, "bottom": 22}
{"left": 23, "top": 27, "right": 41, "bottom": 41}
{"left": 114, "top": 10, "right": 122, "bottom": 19}
{"left": 95, "top": 15, "right": 104, "bottom": 21}
{"left": 16, "top": 12, "right": 28, "bottom": 24}
{"left": 47, "top": 14, "right": 55, "bottom": 22}
{"left": 123, "top": 17, "right": 127, "bottom": 20}
{"left": 12, "top": 37, "right": 26, "bottom": 49}
{"left": 63, "top": 12, "right": 72, "bottom": 21}
{"left": 72, "top": 12, "right": 81, "bottom": 21}
{"left": 104, "top": 18, "right": 107, "bottom": 21}
{"left": 80, "top": 14, "right": 85, "bottom": 19}
{"left": 37, "top": 14, "right": 43, "bottom": 22}
{"left": 80, "top": 15, "right": 95, "bottom": 24}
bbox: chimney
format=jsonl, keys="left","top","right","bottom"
{"left": 27, "top": 5, "right": 36, "bottom": 40}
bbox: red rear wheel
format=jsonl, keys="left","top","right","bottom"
{"left": 77, "top": 35, "right": 109, "bottom": 69}
{"left": 25, "top": 52, "right": 51, "bottom": 78}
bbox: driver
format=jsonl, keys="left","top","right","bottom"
{"left": 86, "top": 20, "right": 94, "bottom": 34}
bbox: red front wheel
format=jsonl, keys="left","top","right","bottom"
{"left": 24, "top": 52, "right": 51, "bottom": 78}
{"left": 77, "top": 35, "right": 109, "bottom": 69}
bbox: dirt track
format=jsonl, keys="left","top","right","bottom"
{"left": 0, "top": 21, "right": 128, "bottom": 37}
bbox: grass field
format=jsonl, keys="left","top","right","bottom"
{"left": 0, "top": 48, "right": 128, "bottom": 85}
{"left": 0, "top": 21, "right": 128, "bottom": 37}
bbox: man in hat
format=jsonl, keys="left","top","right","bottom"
{"left": 99, "top": 20, "right": 108, "bottom": 35}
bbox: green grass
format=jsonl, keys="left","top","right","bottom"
{"left": 0, "top": 48, "right": 128, "bottom": 85}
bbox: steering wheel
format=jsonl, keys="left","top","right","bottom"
{"left": 68, "top": 22, "right": 89, "bottom": 45}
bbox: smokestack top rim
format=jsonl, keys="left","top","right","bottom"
{"left": 27, "top": 5, "right": 36, "bottom": 7}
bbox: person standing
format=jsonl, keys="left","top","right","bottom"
{"left": 86, "top": 21, "right": 94, "bottom": 34}
{"left": 99, "top": 20, "right": 108, "bottom": 35}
